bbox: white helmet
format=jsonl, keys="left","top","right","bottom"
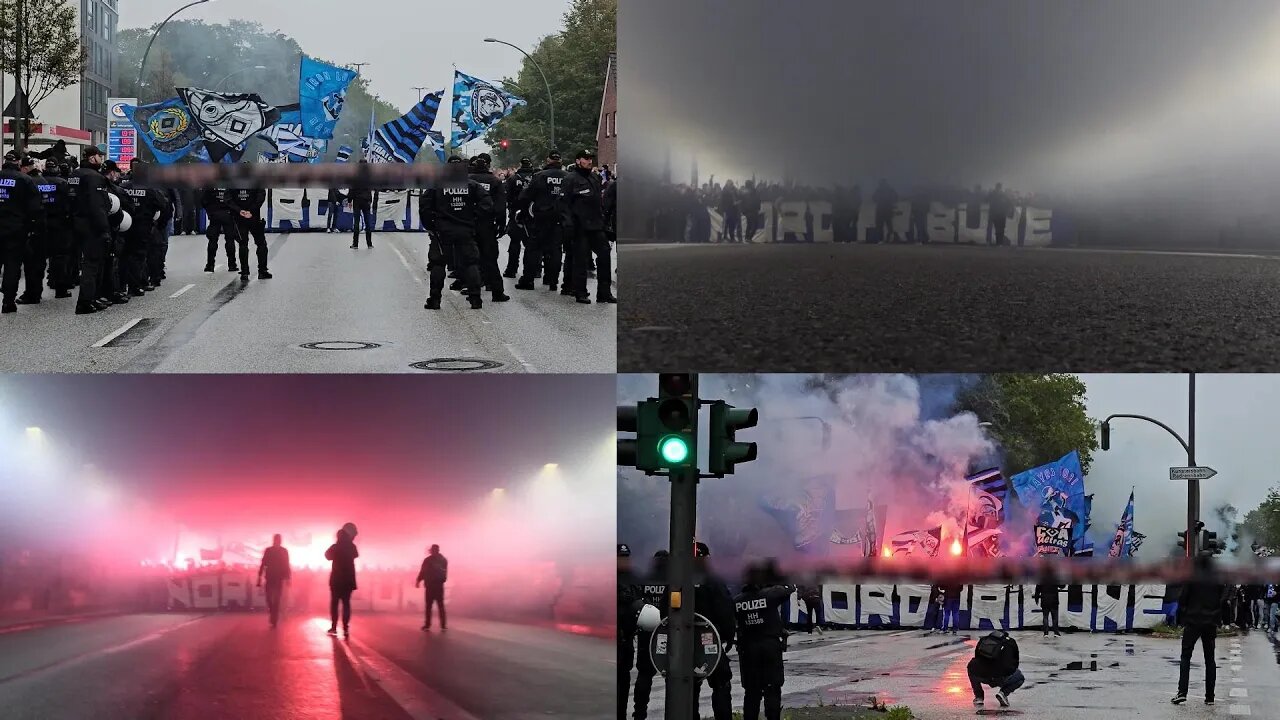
{"left": 636, "top": 603, "right": 661, "bottom": 632}
{"left": 106, "top": 193, "right": 121, "bottom": 215}
{"left": 116, "top": 211, "right": 132, "bottom": 233}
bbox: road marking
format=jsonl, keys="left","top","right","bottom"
{"left": 92, "top": 318, "right": 142, "bottom": 347}
{"left": 502, "top": 342, "right": 537, "bottom": 373}
{"left": 389, "top": 243, "right": 423, "bottom": 285}
{"left": 338, "top": 636, "right": 482, "bottom": 720}
{"left": 1230, "top": 704, "right": 1252, "bottom": 715}
{"left": 0, "top": 615, "right": 208, "bottom": 685}
{"left": 1230, "top": 688, "right": 1249, "bottom": 698}
{"left": 168, "top": 283, "right": 196, "bottom": 298}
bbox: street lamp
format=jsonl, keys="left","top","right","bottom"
{"left": 215, "top": 65, "right": 268, "bottom": 91}
{"left": 484, "top": 38, "right": 556, "bottom": 152}
{"left": 412, "top": 86, "right": 428, "bottom": 103}
{"left": 349, "top": 62, "right": 370, "bottom": 75}
{"left": 137, "top": 0, "right": 216, "bottom": 89}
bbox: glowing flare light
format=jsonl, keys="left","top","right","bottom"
{"left": 950, "top": 539, "right": 963, "bottom": 556}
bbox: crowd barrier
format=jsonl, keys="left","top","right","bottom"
{"left": 188, "top": 190, "right": 427, "bottom": 234}
{"left": 784, "top": 583, "right": 1171, "bottom": 632}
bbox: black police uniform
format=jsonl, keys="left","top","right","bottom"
{"left": 518, "top": 160, "right": 568, "bottom": 290}
{"left": 103, "top": 176, "right": 133, "bottom": 302}
{"left": 39, "top": 165, "right": 75, "bottom": 298}
{"left": 118, "top": 178, "right": 162, "bottom": 295}
{"left": 503, "top": 163, "right": 536, "bottom": 277}
{"left": 16, "top": 167, "right": 50, "bottom": 304}
{"left": 618, "top": 544, "right": 642, "bottom": 720}
{"left": 202, "top": 187, "right": 239, "bottom": 271}
{"left": 693, "top": 568, "right": 737, "bottom": 720}
{"left": 632, "top": 554, "right": 669, "bottom": 720}
{"left": 562, "top": 160, "right": 614, "bottom": 302}
{"left": 229, "top": 188, "right": 270, "bottom": 278}
{"left": 603, "top": 178, "right": 618, "bottom": 244}
{"left": 348, "top": 183, "right": 374, "bottom": 247}
{"left": 149, "top": 188, "right": 177, "bottom": 285}
{"left": 0, "top": 158, "right": 43, "bottom": 311}
{"left": 468, "top": 162, "right": 508, "bottom": 300}
{"left": 420, "top": 173, "right": 491, "bottom": 309}
{"left": 734, "top": 584, "right": 794, "bottom": 720}
{"left": 69, "top": 162, "right": 113, "bottom": 313}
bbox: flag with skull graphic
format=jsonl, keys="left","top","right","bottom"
{"left": 178, "top": 88, "right": 281, "bottom": 163}
{"left": 450, "top": 70, "right": 525, "bottom": 147}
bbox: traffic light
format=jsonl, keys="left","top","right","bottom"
{"left": 500, "top": 139, "right": 511, "bottom": 149}
{"left": 1202, "top": 529, "right": 1226, "bottom": 555}
{"left": 655, "top": 374, "right": 697, "bottom": 471}
{"left": 618, "top": 404, "right": 638, "bottom": 469}
{"left": 707, "top": 401, "right": 759, "bottom": 476}
{"left": 1177, "top": 530, "right": 1188, "bottom": 552}
{"left": 1099, "top": 421, "right": 1110, "bottom": 451}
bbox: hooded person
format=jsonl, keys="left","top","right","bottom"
{"left": 0, "top": 151, "right": 44, "bottom": 313}
{"left": 414, "top": 544, "right": 448, "bottom": 631}
{"left": 467, "top": 153, "right": 509, "bottom": 302}
{"left": 1173, "top": 552, "right": 1228, "bottom": 705}
{"left": 324, "top": 528, "right": 359, "bottom": 638}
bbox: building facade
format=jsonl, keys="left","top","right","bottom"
{"left": 595, "top": 52, "right": 617, "bottom": 170}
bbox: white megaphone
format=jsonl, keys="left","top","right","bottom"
{"left": 106, "top": 193, "right": 121, "bottom": 215}
{"left": 636, "top": 603, "right": 661, "bottom": 632}
{"left": 116, "top": 211, "right": 132, "bottom": 233}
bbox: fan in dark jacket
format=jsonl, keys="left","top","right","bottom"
{"left": 1173, "top": 553, "right": 1228, "bottom": 705}
{"left": 324, "top": 529, "right": 359, "bottom": 638}
{"left": 969, "top": 631, "right": 1023, "bottom": 710}
{"left": 414, "top": 544, "right": 448, "bottom": 631}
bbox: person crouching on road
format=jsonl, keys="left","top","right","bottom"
{"left": 969, "top": 629, "right": 1023, "bottom": 710}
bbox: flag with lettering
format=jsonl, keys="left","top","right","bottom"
{"left": 1108, "top": 491, "right": 1136, "bottom": 558}
{"left": 298, "top": 55, "right": 357, "bottom": 139}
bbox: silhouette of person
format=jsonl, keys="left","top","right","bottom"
{"left": 415, "top": 544, "right": 448, "bottom": 631}
{"left": 325, "top": 529, "right": 359, "bottom": 637}
{"left": 257, "top": 533, "right": 291, "bottom": 627}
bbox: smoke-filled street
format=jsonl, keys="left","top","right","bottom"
{"left": 618, "top": 243, "right": 1280, "bottom": 372}
{"left": 0, "top": 612, "right": 611, "bottom": 720}
{"left": 632, "top": 628, "right": 1280, "bottom": 719}
{"left": 0, "top": 233, "right": 615, "bottom": 374}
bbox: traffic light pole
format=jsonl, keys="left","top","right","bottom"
{"left": 1187, "top": 373, "right": 1198, "bottom": 558}
{"left": 665, "top": 465, "right": 698, "bottom": 720}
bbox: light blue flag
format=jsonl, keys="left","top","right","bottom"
{"left": 1011, "top": 451, "right": 1090, "bottom": 555}
{"left": 1109, "top": 491, "right": 1135, "bottom": 558}
{"left": 299, "top": 55, "right": 357, "bottom": 139}
{"left": 450, "top": 70, "right": 525, "bottom": 147}
{"left": 123, "top": 98, "right": 202, "bottom": 164}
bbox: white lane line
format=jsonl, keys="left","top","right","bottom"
{"left": 92, "top": 318, "right": 142, "bottom": 347}
{"left": 1230, "top": 704, "right": 1252, "bottom": 715}
{"left": 389, "top": 243, "right": 423, "bottom": 285}
{"left": 168, "top": 283, "right": 196, "bottom": 298}
{"left": 502, "top": 342, "right": 537, "bottom": 373}
{"left": 0, "top": 615, "right": 208, "bottom": 685}
{"left": 1230, "top": 688, "right": 1249, "bottom": 698}
{"left": 338, "top": 636, "right": 482, "bottom": 720}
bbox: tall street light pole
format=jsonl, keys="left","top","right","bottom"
{"left": 412, "top": 86, "right": 427, "bottom": 103}
{"left": 137, "top": 0, "right": 214, "bottom": 91}
{"left": 349, "top": 62, "right": 369, "bottom": 76}
{"left": 483, "top": 38, "right": 555, "bottom": 152}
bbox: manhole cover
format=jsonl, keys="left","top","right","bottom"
{"left": 410, "top": 358, "right": 504, "bottom": 372}
{"left": 300, "top": 341, "right": 383, "bottom": 351}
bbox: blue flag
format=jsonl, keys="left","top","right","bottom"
{"left": 1011, "top": 451, "right": 1089, "bottom": 555}
{"left": 1109, "top": 491, "right": 1135, "bottom": 558}
{"left": 259, "top": 105, "right": 327, "bottom": 163}
{"left": 298, "top": 55, "right": 357, "bottom": 139}
{"left": 366, "top": 92, "right": 443, "bottom": 163}
{"left": 123, "top": 98, "right": 202, "bottom": 164}
{"left": 335, "top": 145, "right": 353, "bottom": 163}
{"left": 450, "top": 70, "right": 525, "bottom": 147}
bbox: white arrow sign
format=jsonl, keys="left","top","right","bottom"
{"left": 1170, "top": 466, "right": 1217, "bottom": 481}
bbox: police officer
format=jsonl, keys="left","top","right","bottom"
{"left": 468, "top": 154, "right": 509, "bottom": 303}
{"left": 229, "top": 182, "right": 272, "bottom": 279}
{"left": 348, "top": 160, "right": 374, "bottom": 249}
{"left": 39, "top": 159, "right": 74, "bottom": 299}
{"left": 118, "top": 161, "right": 164, "bottom": 296}
{"left": 202, "top": 185, "right": 239, "bottom": 273}
{"left": 518, "top": 152, "right": 568, "bottom": 293}
{"left": 15, "top": 156, "right": 50, "bottom": 305}
{"left": 562, "top": 149, "right": 615, "bottom": 304}
{"left": 420, "top": 156, "right": 490, "bottom": 310}
{"left": 69, "top": 147, "right": 113, "bottom": 314}
{"left": 632, "top": 550, "right": 669, "bottom": 720}
{"left": 734, "top": 564, "right": 795, "bottom": 720}
{"left": 618, "top": 544, "right": 642, "bottom": 719}
{"left": 503, "top": 157, "right": 536, "bottom": 279}
{"left": 99, "top": 160, "right": 131, "bottom": 306}
{"left": 693, "top": 542, "right": 736, "bottom": 720}
{"left": 150, "top": 183, "right": 178, "bottom": 287}
{"left": 0, "top": 151, "right": 43, "bottom": 314}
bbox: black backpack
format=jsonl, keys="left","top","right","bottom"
{"left": 976, "top": 630, "right": 1009, "bottom": 662}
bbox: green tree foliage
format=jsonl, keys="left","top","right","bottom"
{"left": 953, "top": 374, "right": 1098, "bottom": 476}
{"left": 484, "top": 0, "right": 615, "bottom": 166}
{"left": 0, "top": 0, "right": 87, "bottom": 141}
{"left": 1242, "top": 488, "right": 1280, "bottom": 550}
{"left": 115, "top": 20, "right": 400, "bottom": 161}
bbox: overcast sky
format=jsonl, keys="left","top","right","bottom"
{"left": 121, "top": 0, "right": 572, "bottom": 113}
{"left": 620, "top": 0, "right": 1280, "bottom": 214}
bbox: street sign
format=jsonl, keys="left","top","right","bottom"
{"left": 1170, "top": 466, "right": 1217, "bottom": 481}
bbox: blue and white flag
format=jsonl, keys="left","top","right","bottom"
{"left": 178, "top": 87, "right": 279, "bottom": 163}
{"left": 888, "top": 527, "right": 942, "bottom": 557}
{"left": 1011, "top": 451, "right": 1090, "bottom": 555}
{"left": 366, "top": 91, "right": 444, "bottom": 163}
{"left": 260, "top": 105, "right": 328, "bottom": 163}
{"left": 450, "top": 70, "right": 525, "bottom": 147}
{"left": 335, "top": 145, "right": 354, "bottom": 163}
{"left": 299, "top": 56, "right": 357, "bottom": 139}
{"left": 123, "top": 98, "right": 202, "bottom": 164}
{"left": 1108, "top": 491, "right": 1135, "bottom": 558}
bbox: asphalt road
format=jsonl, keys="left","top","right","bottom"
{"left": 0, "top": 612, "right": 612, "bottom": 720}
{"left": 619, "top": 243, "right": 1280, "bottom": 372}
{"left": 630, "top": 626, "right": 1280, "bottom": 719}
{"left": 1, "top": 232, "right": 615, "bottom": 374}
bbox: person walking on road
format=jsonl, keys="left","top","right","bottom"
{"left": 257, "top": 534, "right": 291, "bottom": 627}
{"left": 1172, "top": 552, "right": 1227, "bottom": 705}
{"left": 325, "top": 526, "right": 359, "bottom": 638}
{"left": 415, "top": 544, "right": 448, "bottom": 631}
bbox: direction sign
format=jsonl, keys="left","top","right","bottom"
{"left": 1170, "top": 466, "right": 1217, "bottom": 481}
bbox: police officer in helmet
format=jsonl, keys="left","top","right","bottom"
{"left": 734, "top": 563, "right": 795, "bottom": 720}
{"left": 632, "top": 549, "right": 670, "bottom": 719}
{"left": 0, "top": 150, "right": 42, "bottom": 314}
{"left": 420, "top": 155, "right": 490, "bottom": 310}
{"left": 693, "top": 541, "right": 736, "bottom": 720}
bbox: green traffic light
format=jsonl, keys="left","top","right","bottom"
{"left": 659, "top": 435, "right": 690, "bottom": 464}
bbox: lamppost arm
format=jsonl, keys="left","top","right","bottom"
{"left": 137, "top": 0, "right": 211, "bottom": 89}
{"left": 1101, "top": 413, "right": 1192, "bottom": 461}
{"left": 484, "top": 38, "right": 555, "bottom": 152}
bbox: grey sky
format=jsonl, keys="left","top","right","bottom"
{"left": 121, "top": 0, "right": 571, "bottom": 113}
{"left": 620, "top": 0, "right": 1280, "bottom": 215}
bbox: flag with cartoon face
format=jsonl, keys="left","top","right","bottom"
{"left": 178, "top": 88, "right": 280, "bottom": 163}
{"left": 123, "top": 98, "right": 202, "bottom": 164}
{"left": 450, "top": 70, "right": 525, "bottom": 147}
{"left": 298, "top": 55, "right": 358, "bottom": 139}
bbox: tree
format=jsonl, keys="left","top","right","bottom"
{"left": 1242, "top": 488, "right": 1280, "bottom": 550}
{"left": 0, "top": 0, "right": 87, "bottom": 146}
{"left": 115, "top": 19, "right": 401, "bottom": 162}
{"left": 953, "top": 374, "right": 1099, "bottom": 476}
{"left": 484, "top": 0, "right": 616, "bottom": 166}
